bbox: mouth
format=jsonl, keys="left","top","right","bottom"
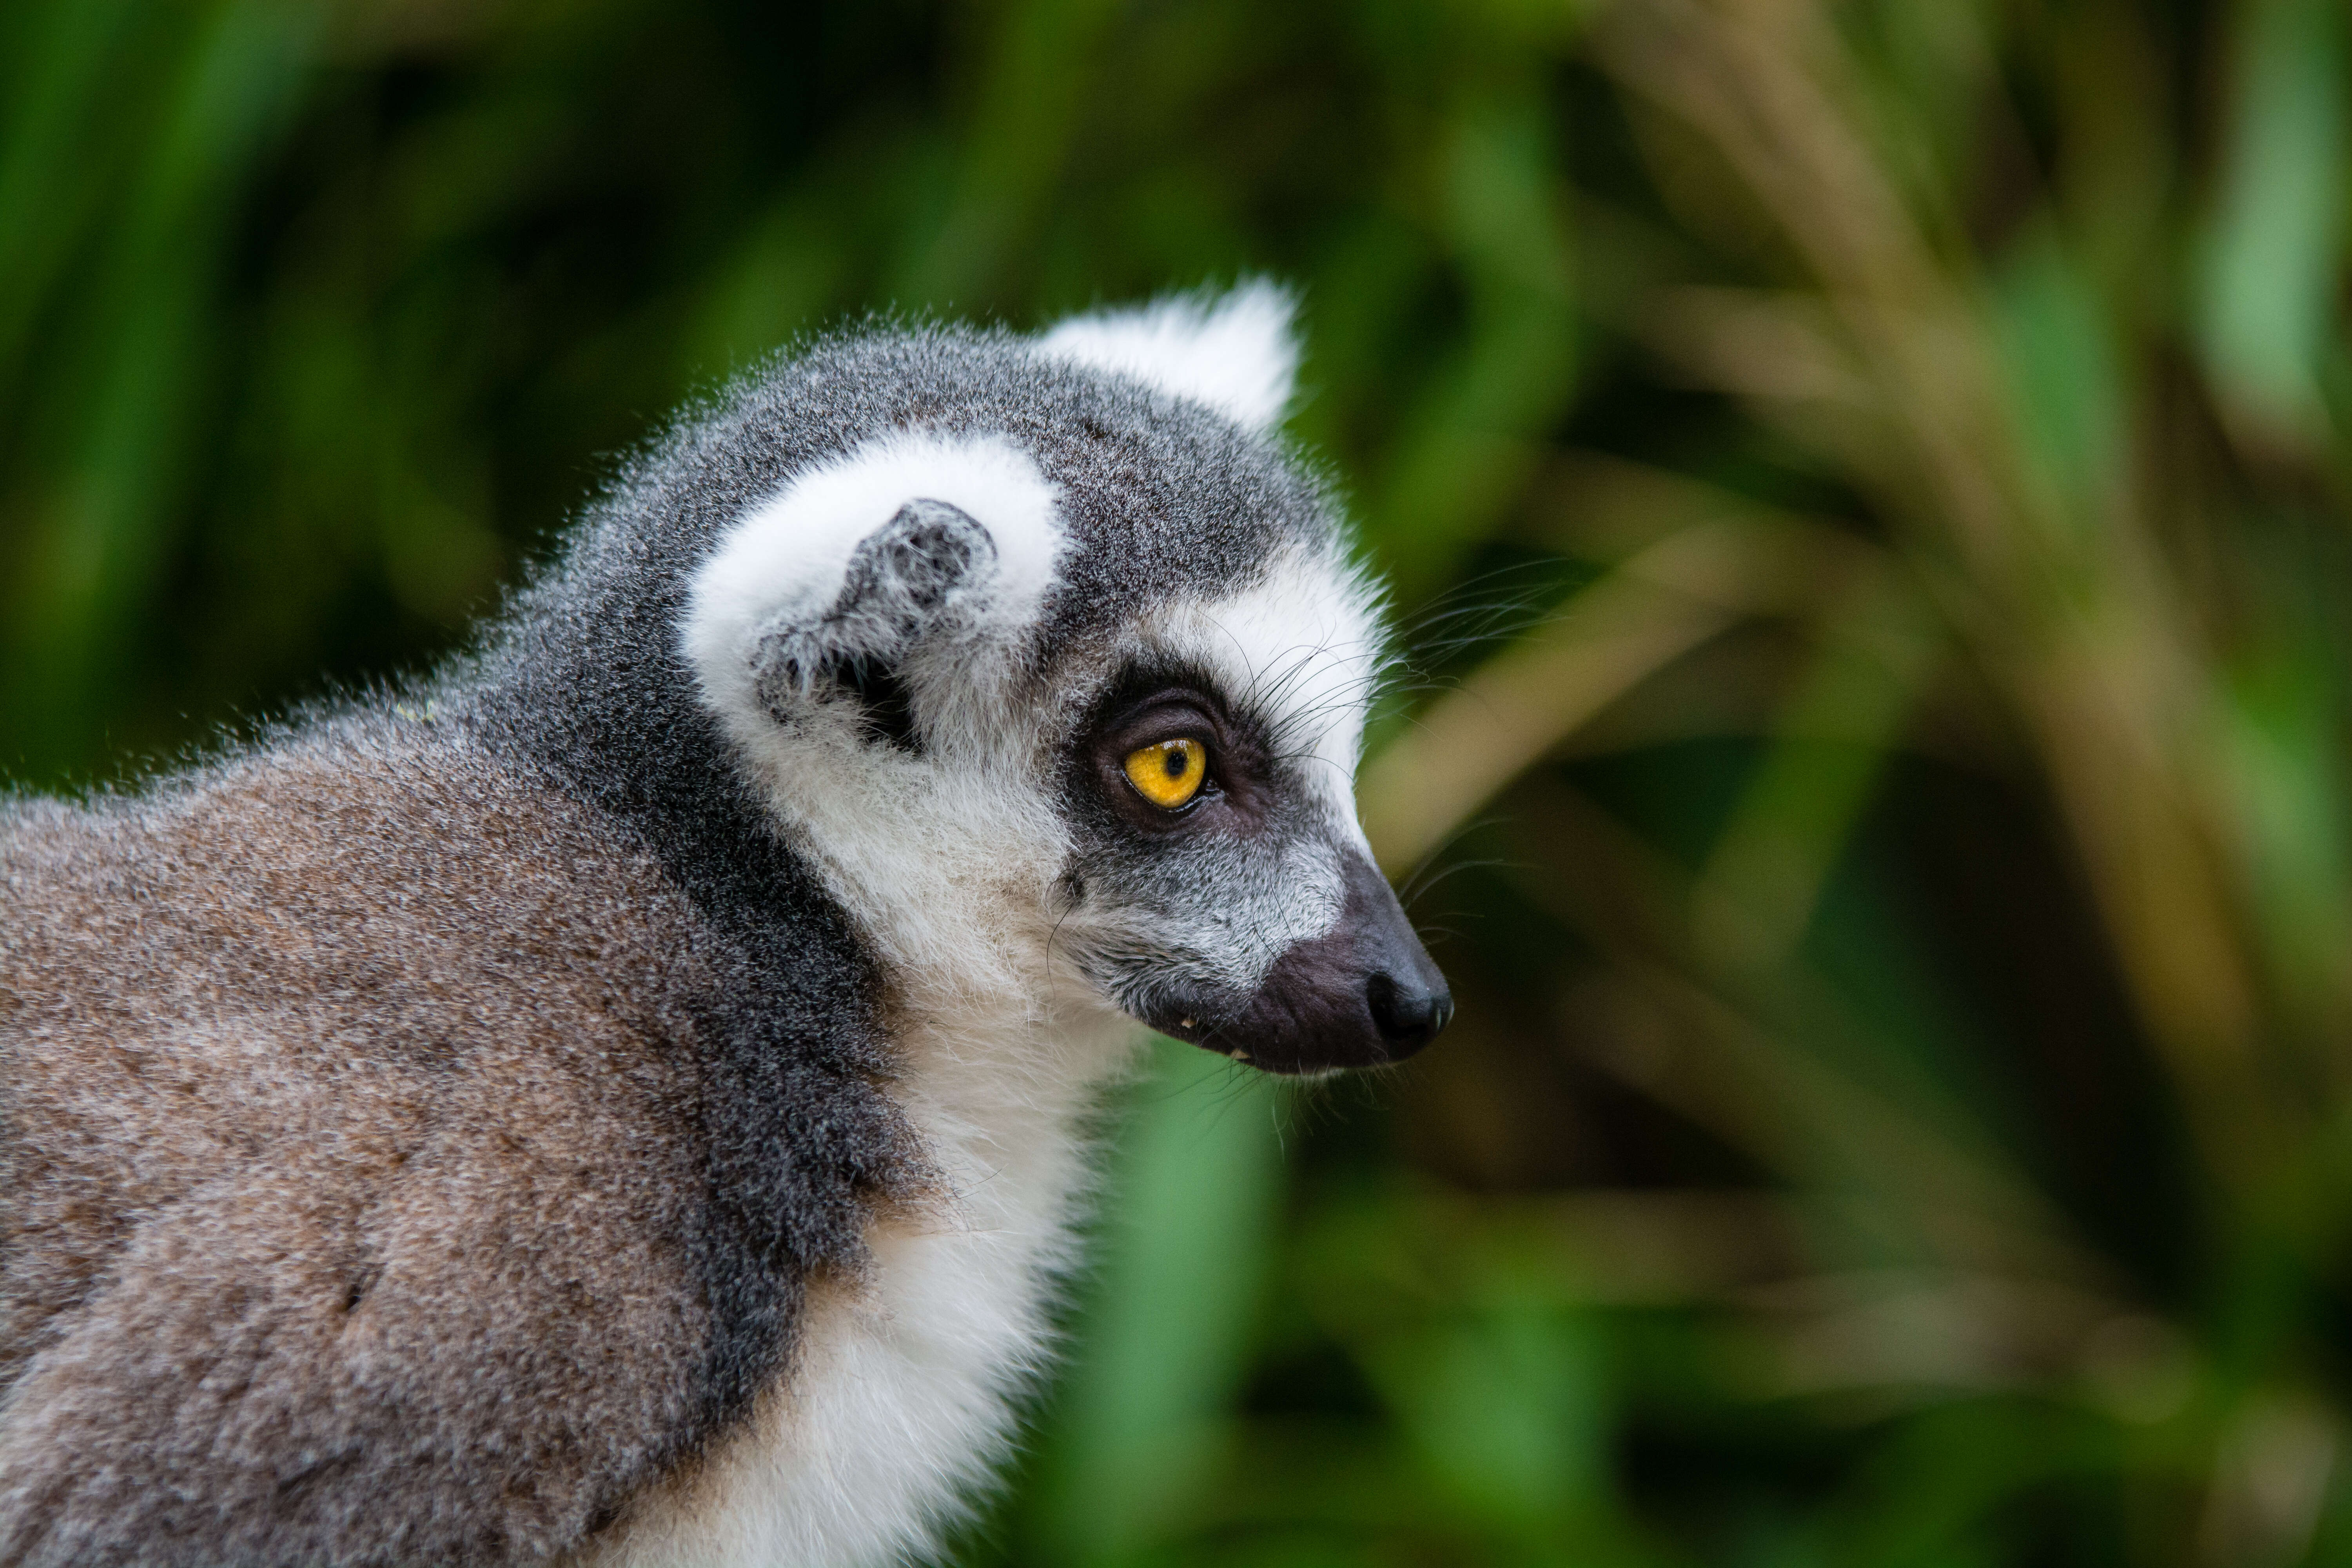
{"left": 1143, "top": 1008, "right": 1270, "bottom": 1066}
{"left": 1142, "top": 972, "right": 1448, "bottom": 1076}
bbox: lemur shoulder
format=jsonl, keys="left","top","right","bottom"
{"left": 0, "top": 284, "right": 1452, "bottom": 1568}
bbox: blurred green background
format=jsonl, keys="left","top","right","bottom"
{"left": 7, "top": 0, "right": 2352, "bottom": 1562}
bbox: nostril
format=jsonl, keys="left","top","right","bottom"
{"left": 1366, "top": 971, "right": 1447, "bottom": 1049}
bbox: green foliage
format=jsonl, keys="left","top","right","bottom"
{"left": 8, "top": 1, "right": 2352, "bottom": 1563}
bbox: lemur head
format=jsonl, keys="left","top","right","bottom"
{"left": 671, "top": 284, "right": 1449, "bottom": 1073}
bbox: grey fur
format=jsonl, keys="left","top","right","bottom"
{"left": 0, "top": 321, "right": 1372, "bottom": 1566}
{"left": 2, "top": 726, "right": 761, "bottom": 1563}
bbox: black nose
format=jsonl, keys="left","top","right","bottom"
{"left": 1366, "top": 970, "right": 1453, "bottom": 1055}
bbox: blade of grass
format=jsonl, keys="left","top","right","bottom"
{"left": 2196, "top": 0, "right": 2350, "bottom": 456}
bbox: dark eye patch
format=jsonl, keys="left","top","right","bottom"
{"left": 1058, "top": 656, "right": 1283, "bottom": 841}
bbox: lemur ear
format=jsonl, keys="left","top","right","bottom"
{"left": 684, "top": 431, "right": 1063, "bottom": 749}
{"left": 747, "top": 499, "right": 996, "bottom": 735}
{"left": 1038, "top": 279, "right": 1299, "bottom": 430}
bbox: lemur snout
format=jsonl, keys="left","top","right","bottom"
{"left": 1167, "top": 850, "right": 1450, "bottom": 1074}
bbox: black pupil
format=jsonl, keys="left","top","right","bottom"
{"left": 1163, "top": 747, "right": 1187, "bottom": 779}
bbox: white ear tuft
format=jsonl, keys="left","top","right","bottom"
{"left": 1037, "top": 279, "right": 1300, "bottom": 430}
{"left": 682, "top": 432, "right": 1064, "bottom": 739}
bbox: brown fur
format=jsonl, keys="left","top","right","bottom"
{"left": 0, "top": 724, "right": 726, "bottom": 1564}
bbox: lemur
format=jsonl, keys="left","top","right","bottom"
{"left": 0, "top": 283, "right": 1451, "bottom": 1568}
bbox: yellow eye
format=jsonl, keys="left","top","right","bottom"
{"left": 1123, "top": 738, "right": 1208, "bottom": 809}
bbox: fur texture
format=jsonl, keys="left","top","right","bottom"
{"left": 0, "top": 286, "right": 1437, "bottom": 1566}
{"left": 0, "top": 724, "right": 893, "bottom": 1564}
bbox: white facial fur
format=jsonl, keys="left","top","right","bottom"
{"left": 651, "top": 518, "right": 1383, "bottom": 1568}
{"left": 654, "top": 430, "right": 1106, "bottom": 1568}
{"left": 681, "top": 431, "right": 1078, "bottom": 999}
{"left": 1151, "top": 544, "right": 1382, "bottom": 848}
{"left": 1038, "top": 279, "right": 1300, "bottom": 429}
{"left": 1055, "top": 546, "right": 1386, "bottom": 1015}
{"left": 632, "top": 294, "right": 1387, "bottom": 1568}
{"left": 677, "top": 423, "right": 1383, "bottom": 1020}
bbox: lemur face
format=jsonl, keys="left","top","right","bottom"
{"left": 680, "top": 289, "right": 1450, "bottom": 1073}
{"left": 1042, "top": 555, "right": 1452, "bottom": 1074}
